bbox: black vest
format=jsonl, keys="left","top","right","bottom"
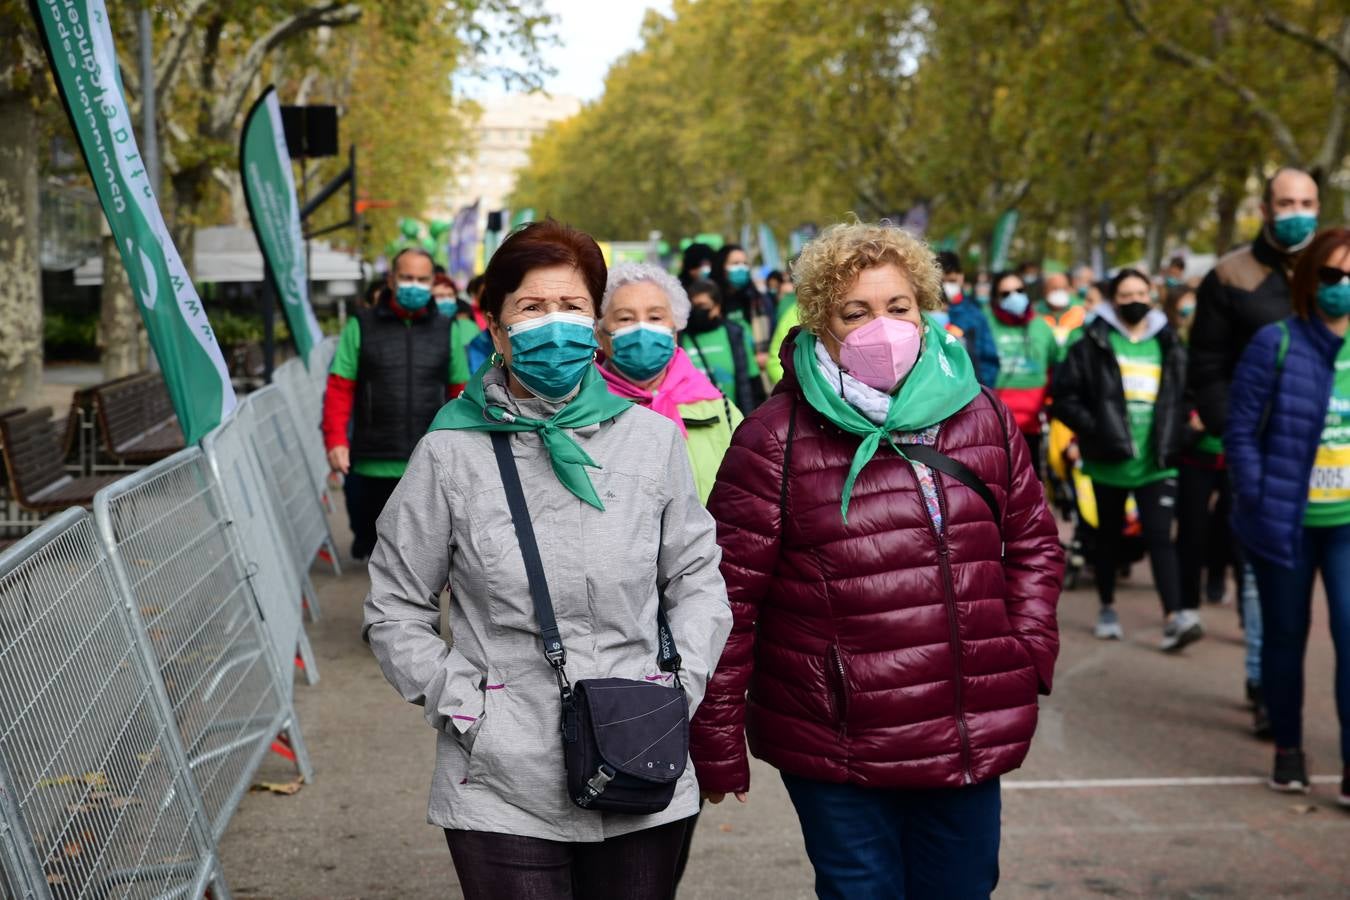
{"left": 350, "top": 305, "right": 452, "bottom": 462}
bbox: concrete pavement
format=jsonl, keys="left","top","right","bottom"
{"left": 218, "top": 496, "right": 1350, "bottom": 898}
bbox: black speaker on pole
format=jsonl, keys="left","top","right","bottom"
{"left": 280, "top": 105, "right": 339, "bottom": 159}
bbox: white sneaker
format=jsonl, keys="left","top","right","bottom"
{"left": 1160, "top": 610, "right": 1204, "bottom": 652}
{"left": 1094, "top": 607, "right": 1123, "bottom": 640}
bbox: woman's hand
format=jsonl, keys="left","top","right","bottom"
{"left": 702, "top": 791, "right": 749, "bottom": 805}
{"left": 1189, "top": 411, "right": 1206, "bottom": 433}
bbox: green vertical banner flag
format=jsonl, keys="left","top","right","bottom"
{"left": 241, "top": 86, "right": 324, "bottom": 364}
{"left": 29, "top": 0, "right": 235, "bottom": 442}
{"left": 990, "top": 210, "right": 1020, "bottom": 272}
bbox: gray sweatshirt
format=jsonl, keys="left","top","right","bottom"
{"left": 363, "top": 369, "right": 732, "bottom": 841}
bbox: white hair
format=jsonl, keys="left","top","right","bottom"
{"left": 602, "top": 262, "right": 691, "bottom": 330}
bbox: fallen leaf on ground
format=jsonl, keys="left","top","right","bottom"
{"left": 250, "top": 778, "right": 303, "bottom": 796}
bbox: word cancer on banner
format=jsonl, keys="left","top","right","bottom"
{"left": 241, "top": 85, "right": 325, "bottom": 363}
{"left": 28, "top": 0, "right": 236, "bottom": 442}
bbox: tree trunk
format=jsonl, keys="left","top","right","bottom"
{"left": 98, "top": 233, "right": 143, "bottom": 379}
{"left": 1073, "top": 205, "right": 1095, "bottom": 268}
{"left": 1145, "top": 194, "right": 1171, "bottom": 272}
{"left": 1214, "top": 176, "right": 1241, "bottom": 255}
{"left": 0, "top": 89, "right": 44, "bottom": 410}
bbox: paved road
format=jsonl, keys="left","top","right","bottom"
{"left": 219, "top": 495, "right": 1350, "bottom": 898}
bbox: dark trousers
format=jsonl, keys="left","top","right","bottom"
{"left": 781, "top": 773, "right": 1000, "bottom": 900}
{"left": 343, "top": 471, "right": 400, "bottom": 559}
{"left": 444, "top": 818, "right": 690, "bottom": 900}
{"left": 1094, "top": 477, "right": 1183, "bottom": 615}
{"left": 1251, "top": 524, "right": 1350, "bottom": 764}
{"left": 1176, "top": 461, "right": 1236, "bottom": 607}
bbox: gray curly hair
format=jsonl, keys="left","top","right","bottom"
{"left": 602, "top": 262, "right": 691, "bottom": 330}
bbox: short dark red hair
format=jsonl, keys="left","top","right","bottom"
{"left": 481, "top": 219, "right": 606, "bottom": 320}
{"left": 433, "top": 273, "right": 455, "bottom": 290}
{"left": 1292, "top": 227, "right": 1350, "bottom": 319}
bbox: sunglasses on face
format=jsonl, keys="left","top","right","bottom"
{"left": 997, "top": 288, "right": 1024, "bottom": 299}
{"left": 1318, "top": 266, "right": 1350, "bottom": 286}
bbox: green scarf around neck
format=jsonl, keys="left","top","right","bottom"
{"left": 794, "top": 316, "right": 980, "bottom": 522}
{"left": 427, "top": 364, "right": 632, "bottom": 510}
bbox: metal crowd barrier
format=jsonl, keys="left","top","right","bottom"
{"left": 0, "top": 509, "right": 227, "bottom": 899}
{"left": 272, "top": 360, "right": 330, "bottom": 503}
{"left": 249, "top": 386, "right": 339, "bottom": 596}
{"left": 93, "top": 449, "right": 312, "bottom": 841}
{"left": 202, "top": 404, "right": 319, "bottom": 695}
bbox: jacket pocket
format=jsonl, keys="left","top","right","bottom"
{"left": 825, "top": 644, "right": 851, "bottom": 731}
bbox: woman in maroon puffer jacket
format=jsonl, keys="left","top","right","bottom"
{"left": 690, "top": 222, "right": 1063, "bottom": 899}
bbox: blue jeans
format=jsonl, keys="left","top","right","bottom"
{"left": 780, "top": 773, "right": 1000, "bottom": 900}
{"left": 1250, "top": 524, "right": 1350, "bottom": 763}
{"left": 1241, "top": 562, "right": 1263, "bottom": 685}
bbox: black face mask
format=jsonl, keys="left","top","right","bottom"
{"left": 685, "top": 305, "right": 720, "bottom": 335}
{"left": 1116, "top": 301, "right": 1151, "bottom": 326}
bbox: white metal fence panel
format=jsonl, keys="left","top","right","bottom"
{"left": 248, "top": 387, "right": 337, "bottom": 583}
{"left": 93, "top": 450, "right": 307, "bottom": 841}
{"left": 201, "top": 407, "right": 318, "bottom": 696}
{"left": 0, "top": 509, "right": 226, "bottom": 899}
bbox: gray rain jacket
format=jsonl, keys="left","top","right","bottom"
{"left": 363, "top": 368, "right": 732, "bottom": 841}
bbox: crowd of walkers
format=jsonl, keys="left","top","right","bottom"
{"left": 328, "top": 164, "right": 1350, "bottom": 899}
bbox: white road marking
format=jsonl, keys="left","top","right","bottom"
{"left": 1005, "top": 775, "right": 1341, "bottom": 789}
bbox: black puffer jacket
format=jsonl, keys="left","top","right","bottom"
{"left": 1051, "top": 309, "right": 1188, "bottom": 468}
{"left": 1187, "top": 231, "right": 1295, "bottom": 436}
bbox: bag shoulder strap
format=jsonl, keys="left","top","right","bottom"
{"left": 779, "top": 392, "right": 799, "bottom": 529}
{"left": 894, "top": 442, "right": 1001, "bottom": 528}
{"left": 489, "top": 431, "right": 682, "bottom": 678}
{"left": 1258, "top": 320, "right": 1292, "bottom": 438}
{"left": 979, "top": 386, "right": 1013, "bottom": 503}
{"left": 491, "top": 431, "right": 566, "bottom": 667}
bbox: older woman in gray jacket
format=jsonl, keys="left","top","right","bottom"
{"left": 363, "top": 220, "right": 732, "bottom": 900}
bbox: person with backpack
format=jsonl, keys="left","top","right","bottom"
{"left": 681, "top": 279, "right": 764, "bottom": 414}
{"left": 987, "top": 270, "right": 1059, "bottom": 470}
{"left": 937, "top": 250, "right": 1000, "bottom": 386}
{"left": 1051, "top": 269, "right": 1193, "bottom": 649}
{"left": 1227, "top": 227, "right": 1350, "bottom": 800}
{"left": 691, "top": 221, "right": 1062, "bottom": 898}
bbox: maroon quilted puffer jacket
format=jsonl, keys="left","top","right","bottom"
{"left": 690, "top": 347, "right": 1063, "bottom": 793}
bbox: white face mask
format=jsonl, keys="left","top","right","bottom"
{"left": 942, "top": 282, "right": 962, "bottom": 300}
{"left": 1047, "top": 289, "right": 1071, "bottom": 309}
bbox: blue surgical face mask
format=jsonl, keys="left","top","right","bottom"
{"left": 1272, "top": 212, "right": 1318, "bottom": 250}
{"left": 506, "top": 312, "right": 598, "bottom": 401}
{"left": 608, "top": 322, "right": 676, "bottom": 382}
{"left": 395, "top": 282, "right": 432, "bottom": 311}
{"left": 998, "top": 291, "right": 1030, "bottom": 317}
{"left": 436, "top": 300, "right": 457, "bottom": 318}
{"left": 727, "top": 264, "right": 751, "bottom": 289}
{"left": 1317, "top": 280, "right": 1350, "bottom": 318}
{"left": 930, "top": 310, "right": 951, "bottom": 330}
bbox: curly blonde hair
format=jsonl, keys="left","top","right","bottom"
{"left": 791, "top": 221, "right": 943, "bottom": 337}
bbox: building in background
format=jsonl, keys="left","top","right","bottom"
{"left": 431, "top": 92, "right": 581, "bottom": 232}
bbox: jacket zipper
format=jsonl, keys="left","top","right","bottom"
{"left": 405, "top": 324, "right": 415, "bottom": 452}
{"left": 827, "top": 643, "right": 849, "bottom": 737}
{"left": 919, "top": 462, "right": 976, "bottom": 784}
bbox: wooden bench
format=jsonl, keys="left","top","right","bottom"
{"left": 92, "top": 372, "right": 185, "bottom": 467}
{"left": 0, "top": 408, "right": 122, "bottom": 513}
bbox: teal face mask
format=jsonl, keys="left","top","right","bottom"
{"left": 396, "top": 282, "right": 432, "bottom": 311}
{"left": 1272, "top": 212, "right": 1318, "bottom": 250}
{"left": 506, "top": 312, "right": 598, "bottom": 401}
{"left": 436, "top": 300, "right": 457, "bottom": 318}
{"left": 930, "top": 310, "right": 951, "bottom": 330}
{"left": 608, "top": 322, "right": 675, "bottom": 382}
{"left": 727, "top": 265, "right": 751, "bottom": 289}
{"left": 1317, "top": 281, "right": 1350, "bottom": 318}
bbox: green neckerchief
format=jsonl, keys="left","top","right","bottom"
{"left": 794, "top": 316, "right": 980, "bottom": 522}
{"left": 427, "top": 363, "right": 632, "bottom": 510}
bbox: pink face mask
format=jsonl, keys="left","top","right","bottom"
{"left": 836, "top": 316, "right": 922, "bottom": 392}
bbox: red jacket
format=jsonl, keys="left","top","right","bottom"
{"left": 690, "top": 347, "right": 1063, "bottom": 793}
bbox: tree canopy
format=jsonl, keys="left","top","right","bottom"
{"left": 511, "top": 0, "right": 1349, "bottom": 270}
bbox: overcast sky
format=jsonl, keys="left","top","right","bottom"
{"left": 466, "top": 0, "right": 673, "bottom": 102}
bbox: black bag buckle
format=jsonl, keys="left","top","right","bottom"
{"left": 577, "top": 765, "right": 616, "bottom": 807}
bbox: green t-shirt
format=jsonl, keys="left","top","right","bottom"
{"left": 681, "top": 323, "right": 760, "bottom": 410}
{"left": 1083, "top": 331, "right": 1178, "bottom": 489}
{"left": 1305, "top": 342, "right": 1350, "bottom": 527}
{"left": 987, "top": 315, "right": 1059, "bottom": 389}
{"left": 330, "top": 313, "right": 482, "bottom": 478}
